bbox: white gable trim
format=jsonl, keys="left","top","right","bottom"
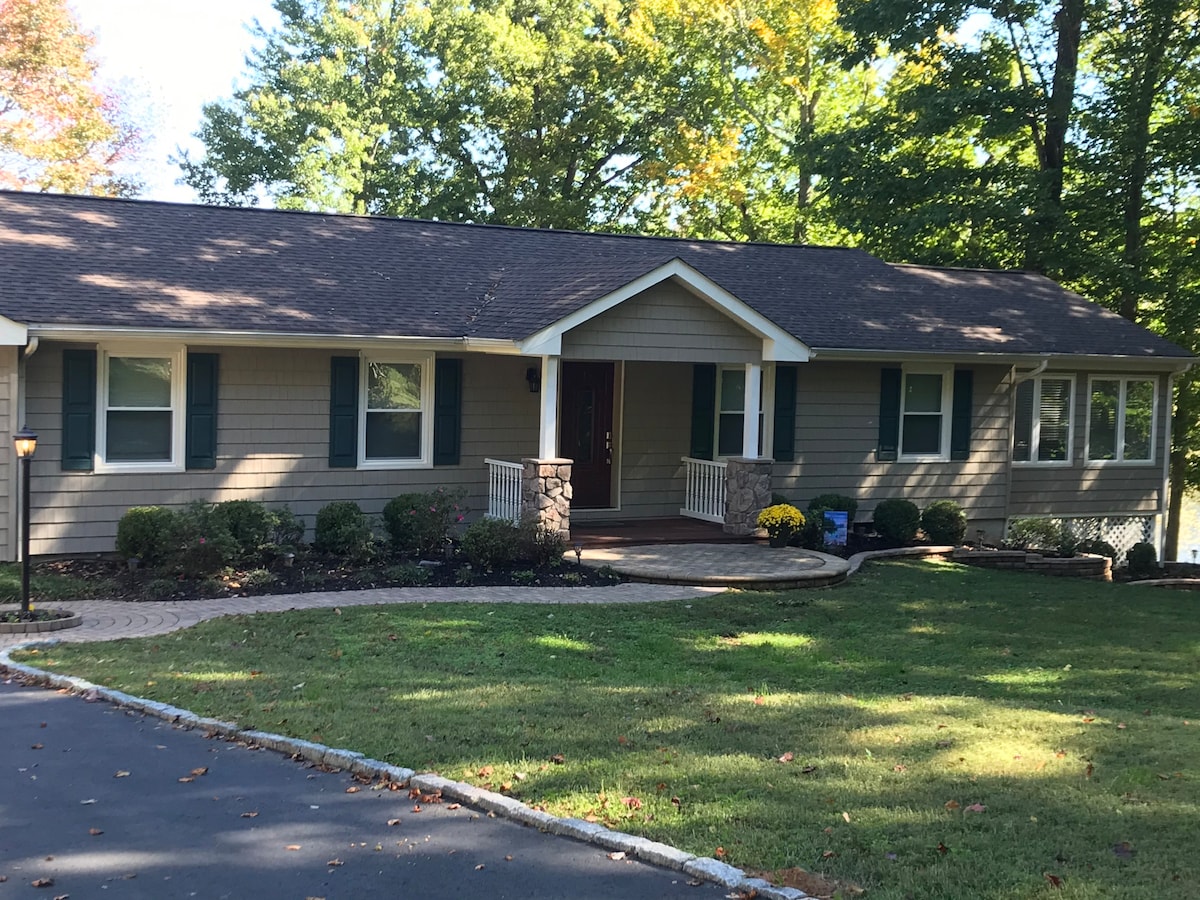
{"left": 517, "top": 258, "right": 811, "bottom": 362}
{"left": 0, "top": 315, "right": 28, "bottom": 346}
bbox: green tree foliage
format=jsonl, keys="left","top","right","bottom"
{"left": 180, "top": 0, "right": 696, "bottom": 228}
{"left": 0, "top": 0, "right": 141, "bottom": 194}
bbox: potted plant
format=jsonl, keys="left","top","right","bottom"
{"left": 757, "top": 504, "right": 805, "bottom": 548}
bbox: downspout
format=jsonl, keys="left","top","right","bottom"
{"left": 1160, "top": 369, "right": 1180, "bottom": 561}
{"left": 1011, "top": 357, "right": 1049, "bottom": 385}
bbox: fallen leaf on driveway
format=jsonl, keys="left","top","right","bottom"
{"left": 190, "top": 767, "right": 208, "bottom": 777}
{"left": 114, "top": 771, "right": 130, "bottom": 778}
{"left": 326, "top": 859, "right": 343, "bottom": 867}
{"left": 31, "top": 743, "right": 43, "bottom": 750}
{"left": 474, "top": 864, "right": 485, "bottom": 871}
{"left": 240, "top": 811, "right": 258, "bottom": 818}
{"left": 178, "top": 777, "right": 195, "bottom": 783}
{"left": 607, "top": 852, "right": 627, "bottom": 861}
{"left": 88, "top": 828, "right": 103, "bottom": 836}
{"left": 31, "top": 877, "right": 54, "bottom": 887}
{"left": 285, "top": 844, "right": 302, "bottom": 851}
{"left": 345, "top": 786, "right": 360, "bottom": 794}
{"left": 387, "top": 818, "right": 402, "bottom": 826}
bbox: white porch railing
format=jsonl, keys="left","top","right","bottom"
{"left": 680, "top": 457, "right": 727, "bottom": 524}
{"left": 485, "top": 458, "right": 524, "bottom": 524}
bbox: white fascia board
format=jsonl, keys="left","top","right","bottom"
{"left": 0, "top": 315, "right": 29, "bottom": 346}
{"left": 27, "top": 325, "right": 524, "bottom": 355}
{"left": 810, "top": 347, "right": 1195, "bottom": 372}
{"left": 517, "top": 258, "right": 811, "bottom": 362}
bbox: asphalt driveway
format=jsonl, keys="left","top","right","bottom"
{"left": 1, "top": 680, "right": 723, "bottom": 899}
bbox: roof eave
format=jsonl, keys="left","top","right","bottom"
{"left": 810, "top": 347, "right": 1195, "bottom": 372}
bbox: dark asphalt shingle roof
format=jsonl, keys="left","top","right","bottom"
{"left": 0, "top": 191, "right": 1190, "bottom": 360}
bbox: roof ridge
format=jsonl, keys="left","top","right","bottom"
{"left": 0, "top": 189, "right": 868, "bottom": 254}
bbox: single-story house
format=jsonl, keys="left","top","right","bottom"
{"left": 0, "top": 190, "right": 1192, "bottom": 560}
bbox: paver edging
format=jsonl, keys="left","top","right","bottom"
{"left": 1, "top": 639, "right": 809, "bottom": 900}
{"left": 0, "top": 609, "right": 83, "bottom": 634}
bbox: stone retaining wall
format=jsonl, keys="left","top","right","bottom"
{"left": 951, "top": 549, "right": 1111, "bottom": 581}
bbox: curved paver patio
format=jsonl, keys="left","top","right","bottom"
{"left": 581, "top": 542, "right": 851, "bottom": 588}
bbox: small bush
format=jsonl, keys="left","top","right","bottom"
{"left": 873, "top": 499, "right": 921, "bottom": 546}
{"left": 267, "top": 506, "right": 306, "bottom": 549}
{"left": 1006, "top": 517, "right": 1065, "bottom": 552}
{"left": 1127, "top": 542, "right": 1158, "bottom": 577}
{"left": 116, "top": 506, "right": 180, "bottom": 567}
{"left": 770, "top": 492, "right": 791, "bottom": 507}
{"left": 172, "top": 502, "right": 238, "bottom": 577}
{"left": 1077, "top": 538, "right": 1117, "bottom": 560}
{"left": 517, "top": 522, "right": 566, "bottom": 567}
{"left": 461, "top": 518, "right": 521, "bottom": 570}
{"left": 512, "top": 569, "right": 538, "bottom": 585}
{"left": 796, "top": 513, "right": 836, "bottom": 551}
{"left": 921, "top": 500, "right": 967, "bottom": 545}
{"left": 383, "top": 563, "right": 432, "bottom": 586}
{"left": 1056, "top": 525, "right": 1080, "bottom": 559}
{"left": 455, "top": 564, "right": 474, "bottom": 586}
{"left": 212, "top": 500, "right": 273, "bottom": 561}
{"left": 242, "top": 568, "right": 278, "bottom": 589}
{"left": 807, "top": 493, "right": 859, "bottom": 523}
{"left": 382, "top": 487, "right": 467, "bottom": 558}
{"left": 314, "top": 501, "right": 375, "bottom": 561}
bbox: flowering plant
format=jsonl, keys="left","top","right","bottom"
{"left": 383, "top": 487, "right": 469, "bottom": 557}
{"left": 757, "top": 504, "right": 805, "bottom": 541}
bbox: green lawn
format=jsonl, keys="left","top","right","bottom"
{"left": 0, "top": 562, "right": 116, "bottom": 604}
{"left": 14, "top": 560, "right": 1200, "bottom": 899}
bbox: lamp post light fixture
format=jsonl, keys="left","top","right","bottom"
{"left": 573, "top": 541, "right": 583, "bottom": 566}
{"left": 13, "top": 425, "right": 38, "bottom": 614}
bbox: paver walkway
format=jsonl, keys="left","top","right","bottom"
{"left": 581, "top": 542, "right": 850, "bottom": 588}
{"left": 0, "top": 582, "right": 719, "bottom": 650}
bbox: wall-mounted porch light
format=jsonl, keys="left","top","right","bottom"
{"left": 526, "top": 366, "right": 541, "bottom": 393}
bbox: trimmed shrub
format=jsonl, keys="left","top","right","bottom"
{"left": 172, "top": 502, "right": 238, "bottom": 576}
{"left": 873, "top": 499, "right": 921, "bottom": 546}
{"left": 1006, "top": 517, "right": 1064, "bottom": 552}
{"left": 796, "top": 512, "right": 836, "bottom": 551}
{"left": 461, "top": 517, "right": 522, "bottom": 570}
{"left": 1127, "top": 542, "right": 1158, "bottom": 577}
{"left": 267, "top": 505, "right": 306, "bottom": 550}
{"left": 382, "top": 563, "right": 432, "bottom": 587}
{"left": 212, "top": 500, "right": 272, "bottom": 561}
{"left": 518, "top": 522, "right": 566, "bottom": 568}
{"left": 807, "top": 493, "right": 859, "bottom": 523}
{"left": 921, "top": 500, "right": 967, "bottom": 545}
{"left": 116, "top": 506, "right": 180, "bottom": 567}
{"left": 314, "top": 501, "right": 375, "bottom": 561}
{"left": 382, "top": 487, "right": 467, "bottom": 557}
{"left": 1077, "top": 538, "right": 1117, "bottom": 560}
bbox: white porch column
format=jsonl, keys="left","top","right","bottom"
{"left": 538, "top": 355, "right": 560, "bottom": 459}
{"left": 742, "top": 362, "right": 762, "bottom": 458}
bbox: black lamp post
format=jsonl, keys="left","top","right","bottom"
{"left": 13, "top": 425, "right": 37, "bottom": 614}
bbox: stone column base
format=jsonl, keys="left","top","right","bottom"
{"left": 723, "top": 457, "right": 773, "bottom": 536}
{"left": 522, "top": 458, "right": 573, "bottom": 539}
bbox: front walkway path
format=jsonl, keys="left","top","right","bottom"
{"left": 0, "top": 582, "right": 719, "bottom": 650}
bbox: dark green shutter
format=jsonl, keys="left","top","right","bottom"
{"left": 185, "top": 353, "right": 219, "bottom": 469}
{"left": 61, "top": 348, "right": 96, "bottom": 471}
{"left": 689, "top": 363, "right": 717, "bottom": 460}
{"left": 772, "top": 365, "right": 797, "bottom": 462}
{"left": 950, "top": 369, "right": 973, "bottom": 461}
{"left": 877, "top": 367, "right": 901, "bottom": 462}
{"left": 433, "top": 357, "right": 462, "bottom": 466}
{"left": 329, "top": 356, "right": 359, "bottom": 467}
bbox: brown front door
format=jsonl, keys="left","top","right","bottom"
{"left": 559, "top": 362, "right": 614, "bottom": 509}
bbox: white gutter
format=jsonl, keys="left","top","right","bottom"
{"left": 809, "top": 347, "right": 1196, "bottom": 371}
{"left": 26, "top": 325, "right": 526, "bottom": 355}
{"left": 21, "top": 336, "right": 38, "bottom": 359}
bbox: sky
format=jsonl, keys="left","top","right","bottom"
{"left": 72, "top": 0, "right": 281, "bottom": 202}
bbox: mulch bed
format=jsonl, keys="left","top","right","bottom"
{"left": 34, "top": 553, "right": 622, "bottom": 603}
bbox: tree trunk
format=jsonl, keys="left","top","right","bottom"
{"left": 1165, "top": 443, "right": 1186, "bottom": 562}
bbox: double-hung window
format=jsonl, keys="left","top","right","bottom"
{"left": 1087, "top": 376, "right": 1156, "bottom": 463}
{"left": 360, "top": 355, "right": 433, "bottom": 467}
{"left": 899, "top": 367, "right": 952, "bottom": 460}
{"left": 715, "top": 366, "right": 766, "bottom": 458}
{"left": 97, "top": 347, "right": 185, "bottom": 470}
{"left": 1013, "top": 376, "right": 1073, "bottom": 463}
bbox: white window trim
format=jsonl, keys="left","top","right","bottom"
{"left": 358, "top": 352, "right": 434, "bottom": 469}
{"left": 1013, "top": 374, "right": 1075, "bottom": 467}
{"left": 898, "top": 365, "right": 953, "bottom": 462}
{"left": 1085, "top": 374, "right": 1158, "bottom": 466}
{"left": 95, "top": 344, "right": 187, "bottom": 474}
{"left": 714, "top": 364, "right": 766, "bottom": 460}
